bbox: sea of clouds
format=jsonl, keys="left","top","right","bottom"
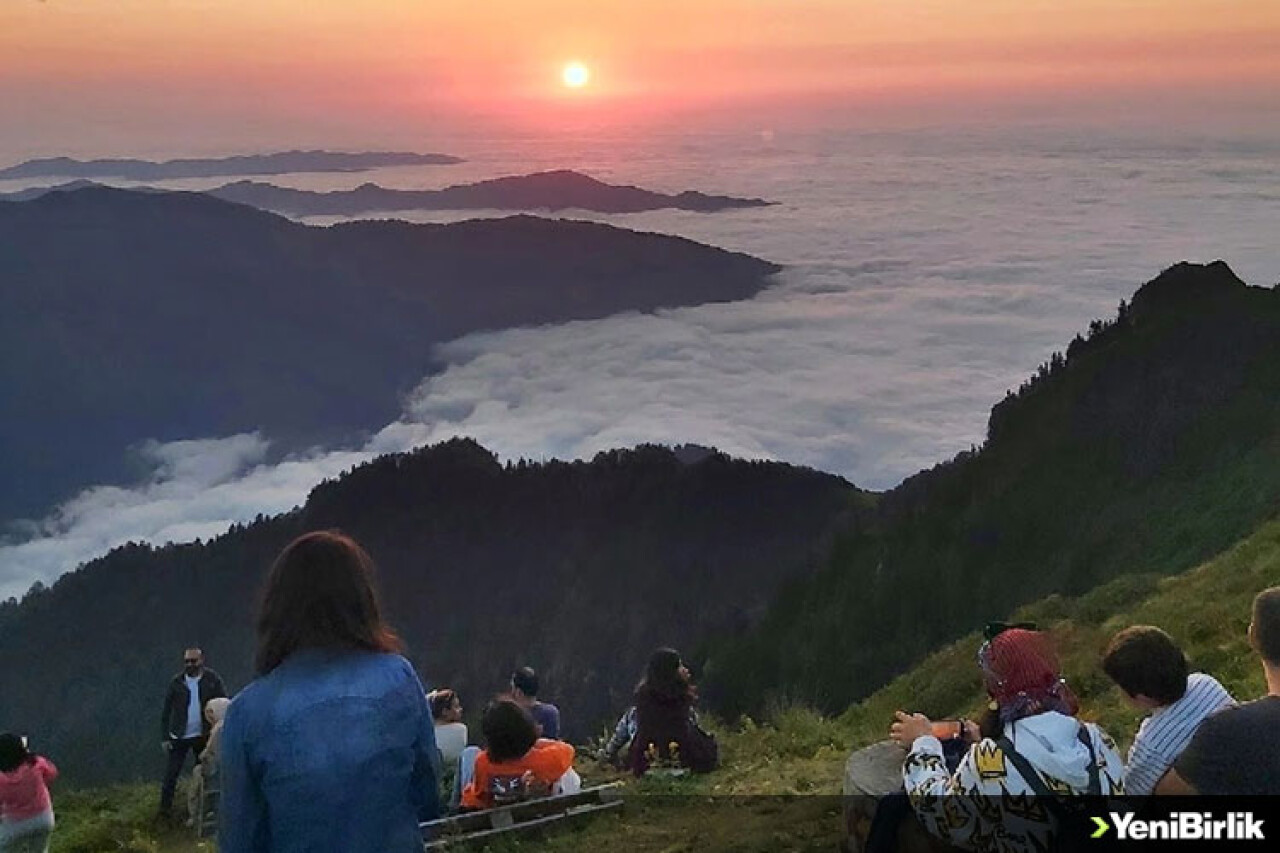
{"left": 2, "top": 124, "right": 1278, "bottom": 598}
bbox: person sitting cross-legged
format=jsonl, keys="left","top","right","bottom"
{"left": 1101, "top": 625, "right": 1234, "bottom": 795}
{"left": 628, "top": 648, "right": 719, "bottom": 776}
{"left": 459, "top": 700, "right": 577, "bottom": 811}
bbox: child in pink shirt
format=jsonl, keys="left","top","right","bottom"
{"left": 0, "top": 734, "right": 57, "bottom": 853}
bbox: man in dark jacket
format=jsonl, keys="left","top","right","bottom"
{"left": 158, "top": 647, "right": 226, "bottom": 818}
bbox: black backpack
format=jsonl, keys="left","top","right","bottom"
{"left": 997, "top": 725, "right": 1101, "bottom": 853}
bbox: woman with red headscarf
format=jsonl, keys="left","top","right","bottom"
{"left": 888, "top": 627, "right": 1124, "bottom": 853}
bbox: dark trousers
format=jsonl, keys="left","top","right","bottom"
{"left": 865, "top": 791, "right": 913, "bottom": 853}
{"left": 160, "top": 736, "right": 206, "bottom": 813}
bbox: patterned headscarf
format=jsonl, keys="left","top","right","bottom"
{"left": 978, "top": 628, "right": 1078, "bottom": 725}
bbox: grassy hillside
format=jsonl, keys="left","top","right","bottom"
{"left": 51, "top": 514, "right": 1280, "bottom": 852}
{"left": 841, "top": 513, "right": 1280, "bottom": 749}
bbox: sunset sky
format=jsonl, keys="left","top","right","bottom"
{"left": 3, "top": 0, "right": 1278, "bottom": 155}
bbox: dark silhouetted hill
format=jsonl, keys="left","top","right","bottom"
{"left": 0, "top": 440, "right": 855, "bottom": 784}
{"left": 207, "top": 170, "right": 774, "bottom": 215}
{"left": 0, "top": 150, "right": 462, "bottom": 180}
{"left": 703, "top": 261, "right": 1280, "bottom": 718}
{"left": 0, "top": 187, "right": 779, "bottom": 520}
{"left": 0, "top": 179, "right": 109, "bottom": 201}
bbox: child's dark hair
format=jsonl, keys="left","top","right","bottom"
{"left": 0, "top": 733, "right": 32, "bottom": 773}
{"left": 482, "top": 699, "right": 538, "bottom": 763}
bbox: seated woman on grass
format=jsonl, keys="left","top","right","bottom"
{"left": 459, "top": 700, "right": 577, "bottom": 811}
{"left": 629, "top": 648, "right": 718, "bottom": 776}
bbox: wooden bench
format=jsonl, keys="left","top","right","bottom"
{"left": 194, "top": 781, "right": 219, "bottom": 840}
{"left": 421, "top": 782, "right": 624, "bottom": 850}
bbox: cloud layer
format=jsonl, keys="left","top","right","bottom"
{"left": 3, "top": 124, "right": 1278, "bottom": 599}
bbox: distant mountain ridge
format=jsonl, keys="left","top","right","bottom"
{"left": 0, "top": 440, "right": 856, "bottom": 784}
{"left": 703, "top": 261, "right": 1280, "bottom": 718}
{"left": 1, "top": 170, "right": 773, "bottom": 215}
{"left": 0, "top": 186, "right": 779, "bottom": 520}
{"left": 209, "top": 170, "right": 773, "bottom": 215}
{"left": 0, "top": 149, "right": 463, "bottom": 180}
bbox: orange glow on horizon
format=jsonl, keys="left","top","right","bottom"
{"left": 1, "top": 0, "right": 1277, "bottom": 148}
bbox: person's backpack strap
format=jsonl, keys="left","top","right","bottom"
{"left": 1077, "top": 724, "right": 1101, "bottom": 797}
{"left": 999, "top": 726, "right": 1101, "bottom": 851}
{"left": 996, "top": 735, "right": 1058, "bottom": 800}
{"left": 996, "top": 725, "right": 1099, "bottom": 798}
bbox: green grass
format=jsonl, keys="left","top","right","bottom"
{"left": 51, "top": 782, "right": 209, "bottom": 853}
{"left": 51, "top": 516, "right": 1280, "bottom": 852}
{"left": 841, "top": 515, "right": 1280, "bottom": 751}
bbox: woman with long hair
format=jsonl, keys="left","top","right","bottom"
{"left": 0, "top": 735, "right": 57, "bottom": 853}
{"left": 628, "top": 648, "right": 718, "bottom": 775}
{"left": 889, "top": 627, "right": 1124, "bottom": 852}
{"left": 219, "top": 531, "right": 439, "bottom": 853}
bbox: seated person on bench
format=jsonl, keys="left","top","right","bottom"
{"left": 429, "top": 689, "right": 469, "bottom": 768}
{"left": 187, "top": 697, "right": 231, "bottom": 827}
{"left": 459, "top": 700, "right": 577, "bottom": 811}
{"left": 428, "top": 689, "right": 469, "bottom": 807}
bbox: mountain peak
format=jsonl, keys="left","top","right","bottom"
{"left": 1128, "top": 260, "right": 1250, "bottom": 320}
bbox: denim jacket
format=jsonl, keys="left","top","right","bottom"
{"left": 219, "top": 650, "right": 440, "bottom": 853}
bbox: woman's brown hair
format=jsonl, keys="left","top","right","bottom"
{"left": 255, "top": 530, "right": 401, "bottom": 675}
{"left": 637, "top": 647, "right": 695, "bottom": 702}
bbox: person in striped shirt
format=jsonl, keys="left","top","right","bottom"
{"left": 1101, "top": 625, "right": 1235, "bottom": 795}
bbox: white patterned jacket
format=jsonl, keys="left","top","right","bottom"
{"left": 902, "top": 711, "right": 1125, "bottom": 853}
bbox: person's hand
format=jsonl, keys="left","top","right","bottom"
{"left": 521, "top": 771, "right": 551, "bottom": 798}
{"left": 889, "top": 711, "right": 932, "bottom": 749}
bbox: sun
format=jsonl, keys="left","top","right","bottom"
{"left": 561, "top": 62, "right": 590, "bottom": 89}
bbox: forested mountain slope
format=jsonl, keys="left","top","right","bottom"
{"left": 0, "top": 187, "right": 778, "bottom": 520}
{"left": 0, "top": 441, "right": 853, "bottom": 784}
{"left": 704, "top": 261, "right": 1280, "bottom": 717}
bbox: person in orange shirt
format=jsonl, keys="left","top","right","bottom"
{"left": 459, "top": 700, "right": 575, "bottom": 811}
